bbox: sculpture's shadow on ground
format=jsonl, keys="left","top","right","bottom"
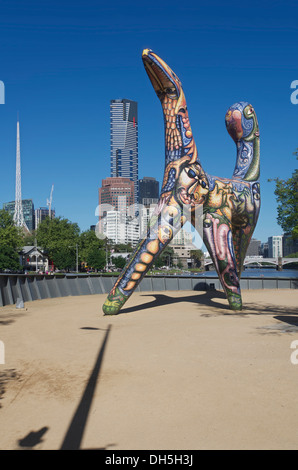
{"left": 119, "top": 290, "right": 298, "bottom": 319}
{"left": 119, "top": 290, "right": 229, "bottom": 314}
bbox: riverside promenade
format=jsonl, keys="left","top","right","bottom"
{"left": 0, "top": 289, "right": 298, "bottom": 450}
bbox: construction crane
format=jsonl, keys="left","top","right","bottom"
{"left": 47, "top": 184, "right": 54, "bottom": 219}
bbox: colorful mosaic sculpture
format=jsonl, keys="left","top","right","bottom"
{"left": 102, "top": 49, "right": 260, "bottom": 315}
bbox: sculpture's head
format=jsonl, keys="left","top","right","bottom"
{"left": 225, "top": 101, "right": 259, "bottom": 143}
{"left": 142, "top": 48, "right": 199, "bottom": 169}
{"left": 142, "top": 49, "right": 183, "bottom": 103}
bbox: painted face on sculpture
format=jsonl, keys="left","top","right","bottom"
{"left": 176, "top": 163, "right": 209, "bottom": 207}
{"left": 142, "top": 49, "right": 181, "bottom": 102}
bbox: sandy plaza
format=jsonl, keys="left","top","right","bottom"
{"left": 0, "top": 288, "right": 298, "bottom": 450}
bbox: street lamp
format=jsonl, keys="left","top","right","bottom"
{"left": 75, "top": 243, "right": 78, "bottom": 273}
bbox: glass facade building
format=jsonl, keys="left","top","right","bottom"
{"left": 110, "top": 99, "right": 139, "bottom": 203}
{"left": 3, "top": 199, "right": 35, "bottom": 232}
{"left": 35, "top": 207, "right": 55, "bottom": 230}
{"left": 139, "top": 177, "right": 159, "bottom": 205}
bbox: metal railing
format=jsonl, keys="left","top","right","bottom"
{"left": 0, "top": 273, "right": 297, "bottom": 307}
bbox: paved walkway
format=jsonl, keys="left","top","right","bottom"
{"left": 0, "top": 289, "right": 298, "bottom": 450}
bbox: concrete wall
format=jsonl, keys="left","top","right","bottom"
{"left": 0, "top": 273, "right": 297, "bottom": 307}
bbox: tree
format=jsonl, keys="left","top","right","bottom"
{"left": 112, "top": 255, "right": 127, "bottom": 269}
{"left": 79, "top": 229, "right": 106, "bottom": 271}
{"left": 79, "top": 229, "right": 105, "bottom": 259}
{"left": 22, "top": 230, "right": 36, "bottom": 246}
{"left": 50, "top": 248, "right": 76, "bottom": 271}
{"left": 154, "top": 245, "right": 174, "bottom": 268}
{"left": 36, "top": 216, "right": 80, "bottom": 270}
{"left": 113, "top": 243, "right": 133, "bottom": 253}
{"left": 270, "top": 150, "right": 298, "bottom": 239}
{"left": 0, "top": 209, "right": 23, "bottom": 271}
{"left": 86, "top": 247, "right": 106, "bottom": 271}
{"left": 190, "top": 249, "right": 204, "bottom": 267}
{"left": 177, "top": 260, "right": 183, "bottom": 269}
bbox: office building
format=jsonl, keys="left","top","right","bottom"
{"left": 35, "top": 207, "right": 55, "bottom": 230}
{"left": 99, "top": 177, "right": 134, "bottom": 213}
{"left": 139, "top": 177, "right": 159, "bottom": 206}
{"left": 98, "top": 177, "right": 135, "bottom": 240}
{"left": 110, "top": 99, "right": 139, "bottom": 203}
{"left": 100, "top": 209, "right": 140, "bottom": 247}
{"left": 260, "top": 242, "right": 269, "bottom": 258}
{"left": 246, "top": 238, "right": 261, "bottom": 256}
{"left": 3, "top": 199, "right": 35, "bottom": 232}
{"left": 268, "top": 235, "right": 283, "bottom": 258}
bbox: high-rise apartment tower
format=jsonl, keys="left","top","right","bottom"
{"left": 110, "top": 99, "right": 139, "bottom": 203}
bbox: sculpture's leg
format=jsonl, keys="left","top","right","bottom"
{"left": 203, "top": 211, "right": 242, "bottom": 310}
{"left": 232, "top": 225, "right": 255, "bottom": 277}
{"left": 102, "top": 200, "right": 186, "bottom": 315}
{"left": 232, "top": 183, "right": 261, "bottom": 277}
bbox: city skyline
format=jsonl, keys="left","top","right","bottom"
{"left": 0, "top": 1, "right": 297, "bottom": 244}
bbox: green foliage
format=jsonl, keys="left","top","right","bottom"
{"left": 190, "top": 249, "right": 204, "bottom": 260}
{"left": 0, "top": 209, "right": 23, "bottom": 270}
{"left": 36, "top": 216, "right": 80, "bottom": 270}
{"left": 270, "top": 150, "right": 298, "bottom": 239}
{"left": 86, "top": 246, "right": 106, "bottom": 271}
{"left": 0, "top": 246, "right": 21, "bottom": 271}
{"left": 37, "top": 216, "right": 80, "bottom": 248}
{"left": 190, "top": 249, "right": 204, "bottom": 267}
{"left": 51, "top": 247, "right": 76, "bottom": 270}
{"left": 79, "top": 229, "right": 104, "bottom": 258}
{"left": 154, "top": 245, "right": 174, "bottom": 267}
{"left": 285, "top": 252, "right": 298, "bottom": 258}
{"left": 80, "top": 229, "right": 106, "bottom": 270}
{"left": 22, "top": 230, "right": 36, "bottom": 246}
{"left": 112, "top": 255, "right": 127, "bottom": 269}
{"left": 113, "top": 243, "right": 133, "bottom": 253}
{"left": 36, "top": 220, "right": 108, "bottom": 271}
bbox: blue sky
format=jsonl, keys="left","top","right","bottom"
{"left": 0, "top": 0, "right": 297, "bottom": 243}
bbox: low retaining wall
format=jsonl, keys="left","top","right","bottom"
{"left": 0, "top": 273, "right": 297, "bottom": 307}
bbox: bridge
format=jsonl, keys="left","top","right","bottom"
{"left": 204, "top": 256, "right": 298, "bottom": 268}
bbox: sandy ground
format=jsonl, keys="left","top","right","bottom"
{"left": 0, "top": 288, "right": 298, "bottom": 450}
